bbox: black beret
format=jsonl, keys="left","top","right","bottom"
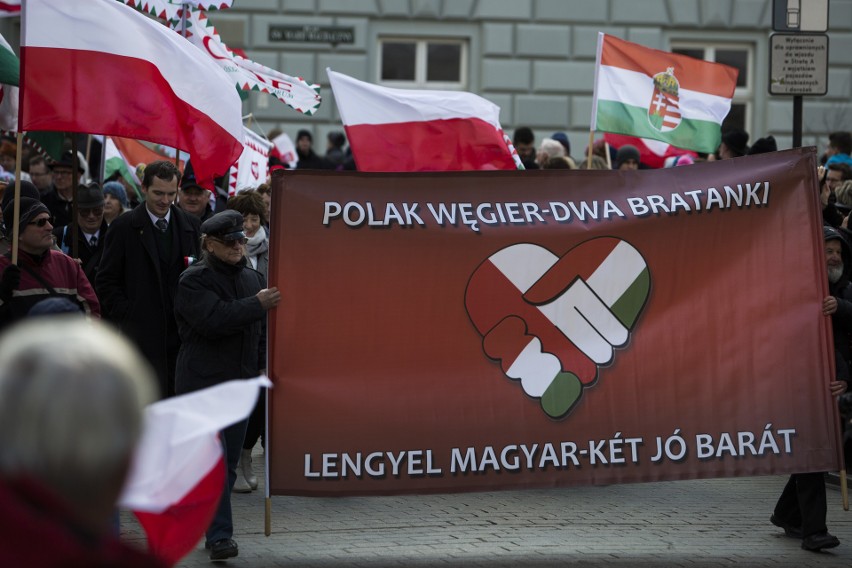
{"left": 201, "top": 210, "right": 245, "bottom": 240}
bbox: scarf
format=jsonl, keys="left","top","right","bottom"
{"left": 246, "top": 225, "right": 268, "bottom": 260}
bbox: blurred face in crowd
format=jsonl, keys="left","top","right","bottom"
{"left": 243, "top": 213, "right": 261, "bottom": 238}
{"left": 618, "top": 158, "right": 639, "bottom": 171}
{"left": 78, "top": 205, "right": 104, "bottom": 234}
{"left": 178, "top": 186, "right": 209, "bottom": 218}
{"left": 29, "top": 162, "right": 52, "bottom": 191}
{"left": 717, "top": 142, "right": 735, "bottom": 160}
{"left": 827, "top": 239, "right": 844, "bottom": 284}
{"left": 103, "top": 193, "right": 122, "bottom": 221}
{"left": 0, "top": 154, "right": 14, "bottom": 173}
{"left": 20, "top": 212, "right": 54, "bottom": 255}
{"left": 827, "top": 168, "right": 845, "bottom": 191}
{"left": 205, "top": 235, "right": 245, "bottom": 265}
{"left": 51, "top": 166, "right": 74, "bottom": 194}
{"left": 143, "top": 176, "right": 177, "bottom": 218}
{"left": 515, "top": 141, "right": 534, "bottom": 161}
{"left": 297, "top": 136, "right": 312, "bottom": 154}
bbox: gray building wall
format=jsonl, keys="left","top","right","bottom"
{"left": 221, "top": 0, "right": 851, "bottom": 158}
{"left": 1, "top": 1, "right": 849, "bottom": 159}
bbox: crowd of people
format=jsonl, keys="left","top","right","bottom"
{"left": 0, "top": 138, "right": 286, "bottom": 561}
{"left": 0, "top": 127, "right": 851, "bottom": 561}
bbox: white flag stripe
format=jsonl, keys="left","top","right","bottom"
{"left": 597, "top": 65, "right": 733, "bottom": 123}
{"left": 506, "top": 338, "right": 560, "bottom": 397}
{"left": 587, "top": 241, "right": 647, "bottom": 308}
{"left": 327, "top": 69, "right": 503, "bottom": 129}
{"left": 24, "top": 0, "right": 240, "bottom": 139}
{"left": 488, "top": 243, "right": 558, "bottom": 294}
{"left": 119, "top": 376, "right": 271, "bottom": 510}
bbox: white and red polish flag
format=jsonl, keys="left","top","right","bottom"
{"left": 19, "top": 0, "right": 243, "bottom": 186}
{"left": 327, "top": 69, "right": 521, "bottom": 172}
{"left": 119, "top": 376, "right": 271, "bottom": 567}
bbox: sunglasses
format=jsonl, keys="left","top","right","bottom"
{"left": 209, "top": 236, "right": 247, "bottom": 246}
{"left": 80, "top": 207, "right": 104, "bottom": 217}
{"left": 28, "top": 216, "right": 54, "bottom": 227}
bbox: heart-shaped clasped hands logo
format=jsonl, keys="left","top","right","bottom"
{"left": 465, "top": 237, "right": 650, "bottom": 419}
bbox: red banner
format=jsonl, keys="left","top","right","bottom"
{"left": 268, "top": 148, "right": 840, "bottom": 496}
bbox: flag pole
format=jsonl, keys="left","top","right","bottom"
{"left": 10, "top": 132, "right": 24, "bottom": 265}
{"left": 71, "top": 136, "right": 79, "bottom": 259}
{"left": 586, "top": 130, "right": 594, "bottom": 169}
{"left": 604, "top": 141, "right": 612, "bottom": 170}
{"left": 841, "top": 470, "right": 848, "bottom": 510}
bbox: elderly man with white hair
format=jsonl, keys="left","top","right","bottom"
{"left": 0, "top": 317, "right": 163, "bottom": 566}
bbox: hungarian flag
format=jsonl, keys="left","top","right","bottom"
{"left": 0, "top": 31, "right": 18, "bottom": 131}
{"left": 327, "top": 69, "right": 521, "bottom": 172}
{"left": 173, "top": 9, "right": 321, "bottom": 116}
{"left": 591, "top": 33, "right": 737, "bottom": 154}
{"left": 119, "top": 377, "right": 270, "bottom": 567}
{"left": 19, "top": 0, "right": 243, "bottom": 186}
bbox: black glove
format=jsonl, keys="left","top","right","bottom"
{"left": 0, "top": 264, "right": 21, "bottom": 302}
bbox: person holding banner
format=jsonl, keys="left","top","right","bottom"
{"left": 173, "top": 210, "right": 279, "bottom": 561}
{"left": 771, "top": 225, "right": 850, "bottom": 551}
{"left": 226, "top": 190, "right": 270, "bottom": 492}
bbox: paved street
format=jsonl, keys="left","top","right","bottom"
{"left": 121, "top": 448, "right": 852, "bottom": 567}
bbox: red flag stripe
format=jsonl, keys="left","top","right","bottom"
{"left": 600, "top": 34, "right": 738, "bottom": 98}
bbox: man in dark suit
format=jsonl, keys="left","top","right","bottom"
{"left": 53, "top": 182, "right": 107, "bottom": 284}
{"left": 96, "top": 160, "right": 201, "bottom": 398}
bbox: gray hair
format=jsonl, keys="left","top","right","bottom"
{"left": 538, "top": 138, "right": 566, "bottom": 160}
{"left": 0, "top": 318, "right": 157, "bottom": 505}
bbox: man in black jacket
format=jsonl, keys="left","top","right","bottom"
{"left": 771, "top": 225, "right": 850, "bottom": 551}
{"left": 173, "top": 210, "right": 279, "bottom": 561}
{"left": 96, "top": 160, "right": 201, "bottom": 398}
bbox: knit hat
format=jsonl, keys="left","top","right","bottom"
{"left": 0, "top": 180, "right": 40, "bottom": 212}
{"left": 297, "top": 129, "right": 312, "bottom": 142}
{"left": 722, "top": 129, "right": 749, "bottom": 157}
{"left": 615, "top": 145, "right": 641, "bottom": 169}
{"left": 551, "top": 132, "right": 571, "bottom": 155}
{"left": 3, "top": 197, "right": 50, "bottom": 235}
{"left": 102, "top": 181, "right": 129, "bottom": 209}
{"left": 747, "top": 136, "right": 777, "bottom": 155}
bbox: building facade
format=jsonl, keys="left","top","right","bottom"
{"left": 213, "top": 0, "right": 852, "bottom": 158}
{"left": 2, "top": 0, "right": 849, "bottom": 159}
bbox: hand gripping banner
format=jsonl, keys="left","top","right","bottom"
{"left": 268, "top": 148, "right": 839, "bottom": 496}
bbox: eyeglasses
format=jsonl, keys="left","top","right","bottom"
{"left": 80, "top": 207, "right": 104, "bottom": 218}
{"left": 28, "top": 216, "right": 54, "bottom": 227}
{"left": 209, "top": 236, "right": 247, "bottom": 246}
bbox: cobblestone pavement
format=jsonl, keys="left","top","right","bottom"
{"left": 121, "top": 449, "right": 852, "bottom": 567}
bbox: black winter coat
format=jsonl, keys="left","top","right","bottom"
{"left": 96, "top": 204, "right": 201, "bottom": 394}
{"left": 173, "top": 254, "right": 267, "bottom": 394}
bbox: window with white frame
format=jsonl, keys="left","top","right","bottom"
{"left": 379, "top": 38, "right": 467, "bottom": 89}
{"left": 671, "top": 43, "right": 754, "bottom": 136}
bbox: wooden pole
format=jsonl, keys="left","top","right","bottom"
{"left": 841, "top": 470, "right": 848, "bottom": 511}
{"left": 586, "top": 130, "right": 594, "bottom": 169}
{"left": 604, "top": 142, "right": 612, "bottom": 170}
{"left": 10, "top": 132, "right": 24, "bottom": 265}
{"left": 71, "top": 137, "right": 79, "bottom": 259}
